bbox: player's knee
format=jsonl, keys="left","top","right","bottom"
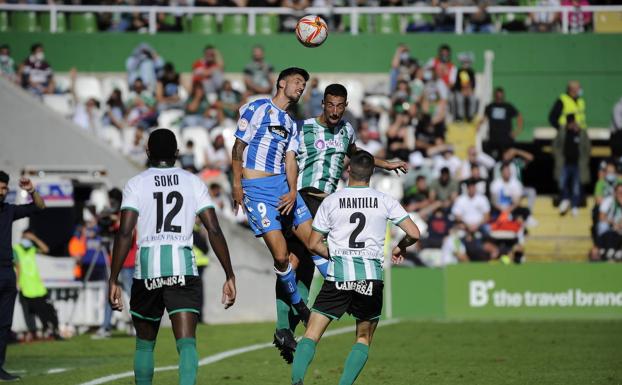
{"left": 273, "top": 255, "right": 290, "bottom": 270}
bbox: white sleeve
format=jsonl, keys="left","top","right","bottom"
{"left": 477, "top": 152, "right": 496, "bottom": 169}
{"left": 386, "top": 195, "right": 409, "bottom": 225}
{"left": 120, "top": 178, "right": 140, "bottom": 213}
{"left": 490, "top": 180, "right": 501, "bottom": 199}
{"left": 481, "top": 196, "right": 491, "bottom": 214}
{"left": 194, "top": 177, "right": 215, "bottom": 214}
{"left": 234, "top": 103, "right": 258, "bottom": 144}
{"left": 451, "top": 198, "right": 464, "bottom": 217}
{"left": 599, "top": 198, "right": 612, "bottom": 215}
{"left": 312, "top": 200, "right": 331, "bottom": 234}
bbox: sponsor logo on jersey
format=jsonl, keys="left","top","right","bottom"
{"left": 269, "top": 125, "right": 288, "bottom": 139}
{"left": 314, "top": 138, "right": 344, "bottom": 151}
{"left": 238, "top": 118, "right": 249, "bottom": 131}
{"left": 335, "top": 280, "right": 374, "bottom": 296}
{"left": 262, "top": 217, "right": 271, "bottom": 228}
{"left": 144, "top": 275, "right": 186, "bottom": 290}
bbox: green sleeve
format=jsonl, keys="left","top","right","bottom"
{"left": 594, "top": 180, "right": 605, "bottom": 197}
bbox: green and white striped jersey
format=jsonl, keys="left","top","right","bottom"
{"left": 296, "top": 118, "right": 356, "bottom": 194}
{"left": 312, "top": 186, "right": 409, "bottom": 282}
{"left": 121, "top": 167, "right": 214, "bottom": 279}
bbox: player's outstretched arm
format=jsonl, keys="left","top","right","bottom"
{"left": 109, "top": 209, "right": 138, "bottom": 311}
{"left": 308, "top": 229, "right": 329, "bottom": 259}
{"left": 392, "top": 217, "right": 420, "bottom": 264}
{"left": 199, "top": 208, "right": 236, "bottom": 309}
{"left": 348, "top": 143, "right": 408, "bottom": 175}
{"left": 231, "top": 138, "right": 247, "bottom": 215}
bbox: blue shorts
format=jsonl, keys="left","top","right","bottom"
{"left": 242, "top": 174, "right": 312, "bottom": 237}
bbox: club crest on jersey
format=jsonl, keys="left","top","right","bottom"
{"left": 262, "top": 217, "right": 271, "bottom": 228}
{"left": 269, "top": 126, "right": 288, "bottom": 139}
{"left": 238, "top": 118, "right": 249, "bottom": 131}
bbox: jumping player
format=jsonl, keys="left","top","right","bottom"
{"left": 291, "top": 150, "right": 420, "bottom": 385}
{"left": 109, "top": 128, "right": 236, "bottom": 385}
{"left": 274, "top": 84, "right": 408, "bottom": 363}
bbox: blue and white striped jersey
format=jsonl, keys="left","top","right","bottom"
{"left": 234, "top": 98, "right": 299, "bottom": 174}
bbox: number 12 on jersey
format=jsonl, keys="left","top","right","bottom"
{"left": 153, "top": 191, "right": 183, "bottom": 233}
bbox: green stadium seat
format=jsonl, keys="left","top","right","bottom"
{"left": 191, "top": 14, "right": 216, "bottom": 34}
{"left": 40, "top": 12, "right": 67, "bottom": 33}
{"left": 256, "top": 14, "right": 278, "bottom": 35}
{"left": 0, "top": 12, "right": 9, "bottom": 32}
{"left": 70, "top": 12, "right": 97, "bottom": 33}
{"left": 11, "top": 11, "right": 38, "bottom": 33}
{"left": 375, "top": 14, "right": 400, "bottom": 34}
{"left": 222, "top": 14, "right": 247, "bottom": 34}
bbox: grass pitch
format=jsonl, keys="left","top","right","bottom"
{"left": 6, "top": 320, "right": 622, "bottom": 385}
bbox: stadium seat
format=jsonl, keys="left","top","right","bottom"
{"left": 53, "top": 75, "right": 72, "bottom": 94}
{"left": 69, "top": 13, "right": 97, "bottom": 33}
{"left": 0, "top": 12, "right": 9, "bottom": 32}
{"left": 43, "top": 94, "right": 74, "bottom": 118}
{"left": 74, "top": 76, "right": 103, "bottom": 102}
{"left": 222, "top": 14, "right": 247, "bottom": 34}
{"left": 100, "top": 75, "right": 130, "bottom": 102}
{"left": 40, "top": 12, "right": 67, "bottom": 33}
{"left": 256, "top": 14, "right": 279, "bottom": 35}
{"left": 375, "top": 14, "right": 400, "bottom": 34}
{"left": 158, "top": 108, "right": 185, "bottom": 129}
{"left": 341, "top": 14, "right": 371, "bottom": 33}
{"left": 181, "top": 126, "right": 210, "bottom": 169}
{"left": 11, "top": 11, "right": 38, "bottom": 33}
{"left": 99, "top": 126, "right": 124, "bottom": 151}
{"left": 191, "top": 14, "right": 216, "bottom": 34}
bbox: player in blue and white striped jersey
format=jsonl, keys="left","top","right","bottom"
{"left": 231, "top": 67, "right": 318, "bottom": 327}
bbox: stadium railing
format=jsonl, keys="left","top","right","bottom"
{"left": 1, "top": 4, "right": 621, "bottom": 35}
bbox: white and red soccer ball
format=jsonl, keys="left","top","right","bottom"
{"left": 295, "top": 15, "right": 328, "bottom": 48}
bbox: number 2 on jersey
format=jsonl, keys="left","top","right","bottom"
{"left": 153, "top": 191, "right": 183, "bottom": 233}
{"left": 349, "top": 212, "right": 366, "bottom": 248}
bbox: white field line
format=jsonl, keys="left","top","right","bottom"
{"left": 79, "top": 318, "right": 401, "bottom": 385}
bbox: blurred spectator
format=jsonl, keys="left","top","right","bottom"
{"left": 594, "top": 161, "right": 622, "bottom": 206}
{"left": 205, "top": 133, "right": 230, "bottom": 173}
{"left": 548, "top": 80, "right": 586, "bottom": 130}
{"left": 0, "top": 44, "right": 17, "bottom": 83}
{"left": 452, "top": 53, "right": 478, "bottom": 122}
{"left": 73, "top": 97, "right": 103, "bottom": 135}
{"left": 429, "top": 167, "right": 459, "bottom": 210}
{"left": 493, "top": 148, "right": 536, "bottom": 213}
{"left": 386, "top": 112, "right": 415, "bottom": 161}
{"left": 561, "top": 0, "right": 592, "bottom": 33}
{"left": 610, "top": 97, "right": 622, "bottom": 160}
{"left": 452, "top": 178, "right": 491, "bottom": 233}
{"left": 458, "top": 146, "right": 495, "bottom": 181}
{"left": 13, "top": 230, "right": 62, "bottom": 341}
{"left": 530, "top": 0, "right": 561, "bottom": 32}
{"left": 69, "top": 213, "right": 108, "bottom": 282}
{"left": 102, "top": 89, "right": 127, "bottom": 130}
{"left": 440, "top": 227, "right": 468, "bottom": 264}
{"left": 403, "top": 175, "right": 439, "bottom": 218}
{"left": 192, "top": 45, "right": 224, "bottom": 94}
{"left": 432, "top": 1, "right": 456, "bottom": 32}
{"left": 361, "top": 100, "right": 383, "bottom": 137}
{"left": 243, "top": 45, "right": 274, "bottom": 96}
{"left": 155, "top": 62, "right": 183, "bottom": 111}
{"left": 595, "top": 184, "right": 622, "bottom": 261}
{"left": 391, "top": 80, "right": 414, "bottom": 117}
{"left": 421, "top": 68, "right": 449, "bottom": 141}
{"left": 208, "top": 183, "right": 233, "bottom": 213}
{"left": 21, "top": 43, "right": 55, "bottom": 97}
{"left": 466, "top": 3, "right": 494, "bottom": 33}
{"left": 460, "top": 163, "right": 488, "bottom": 196}
{"left": 426, "top": 43, "right": 456, "bottom": 89}
{"left": 431, "top": 146, "right": 461, "bottom": 178}
{"left": 553, "top": 114, "right": 590, "bottom": 216}
{"left": 126, "top": 43, "right": 163, "bottom": 92}
{"left": 280, "top": 0, "right": 310, "bottom": 31}
{"left": 356, "top": 123, "right": 385, "bottom": 158}
{"left": 421, "top": 208, "right": 454, "bottom": 249}
{"left": 124, "top": 129, "right": 148, "bottom": 166}
{"left": 216, "top": 80, "right": 244, "bottom": 122}
{"left": 126, "top": 78, "right": 158, "bottom": 130}
{"left": 181, "top": 81, "right": 219, "bottom": 130}
{"left": 480, "top": 87, "right": 523, "bottom": 160}
{"left": 180, "top": 140, "right": 197, "bottom": 172}
{"left": 390, "top": 44, "right": 417, "bottom": 92}
{"left": 490, "top": 162, "right": 530, "bottom": 221}
{"left": 156, "top": 12, "right": 182, "bottom": 32}
{"left": 303, "top": 77, "right": 323, "bottom": 118}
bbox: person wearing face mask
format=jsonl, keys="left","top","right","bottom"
{"left": 13, "top": 229, "right": 63, "bottom": 342}
{"left": 426, "top": 43, "right": 456, "bottom": 89}
{"left": 548, "top": 80, "right": 587, "bottom": 131}
{"left": 0, "top": 171, "right": 45, "bottom": 381}
{"left": 20, "top": 43, "right": 55, "bottom": 98}
{"left": 0, "top": 44, "right": 17, "bottom": 84}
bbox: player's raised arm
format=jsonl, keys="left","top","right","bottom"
{"left": 109, "top": 209, "right": 138, "bottom": 311}
{"left": 199, "top": 208, "right": 236, "bottom": 309}
{"left": 392, "top": 217, "right": 421, "bottom": 265}
{"left": 347, "top": 142, "right": 408, "bottom": 175}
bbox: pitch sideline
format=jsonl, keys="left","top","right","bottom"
{"left": 79, "top": 318, "right": 401, "bottom": 385}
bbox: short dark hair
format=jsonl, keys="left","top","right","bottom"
{"left": 30, "top": 43, "right": 43, "bottom": 53}
{"left": 495, "top": 87, "right": 505, "bottom": 94}
{"left": 416, "top": 175, "right": 426, "bottom": 182}
{"left": 440, "top": 167, "right": 450, "bottom": 175}
{"left": 276, "top": 67, "right": 309, "bottom": 89}
{"left": 204, "top": 45, "right": 214, "bottom": 51}
{"left": 0, "top": 44, "right": 9, "bottom": 51}
{"left": 324, "top": 84, "right": 347, "bottom": 100}
{"left": 148, "top": 129, "right": 178, "bottom": 162}
{"left": 465, "top": 178, "right": 478, "bottom": 186}
{"left": 439, "top": 44, "right": 451, "bottom": 52}
{"left": 0, "top": 171, "right": 8, "bottom": 184}
{"left": 349, "top": 150, "right": 375, "bottom": 182}
{"left": 501, "top": 161, "right": 512, "bottom": 171}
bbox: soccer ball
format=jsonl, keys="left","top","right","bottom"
{"left": 295, "top": 15, "right": 328, "bottom": 48}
